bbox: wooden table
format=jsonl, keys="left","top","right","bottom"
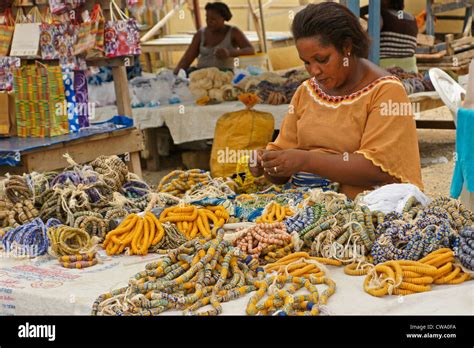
{"left": 141, "top": 31, "right": 294, "bottom": 71}
{"left": 0, "top": 127, "right": 144, "bottom": 177}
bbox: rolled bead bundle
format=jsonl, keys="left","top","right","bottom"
{"left": 363, "top": 248, "right": 470, "bottom": 297}
{"left": 234, "top": 222, "right": 292, "bottom": 259}
{"left": 458, "top": 227, "right": 474, "bottom": 271}
{"left": 92, "top": 232, "right": 258, "bottom": 316}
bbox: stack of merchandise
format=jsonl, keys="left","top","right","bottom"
{"left": 0, "top": 1, "right": 142, "bottom": 137}
{"left": 386, "top": 67, "right": 435, "bottom": 94}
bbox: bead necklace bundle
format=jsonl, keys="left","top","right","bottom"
{"left": 27, "top": 171, "right": 58, "bottom": 200}
{"left": 232, "top": 188, "right": 306, "bottom": 222}
{"left": 103, "top": 212, "right": 164, "bottom": 256}
{"left": 1, "top": 218, "right": 56, "bottom": 257}
{"left": 427, "top": 197, "right": 474, "bottom": 232}
{"left": 182, "top": 177, "right": 237, "bottom": 203}
{"left": 0, "top": 198, "right": 39, "bottom": 228}
{"left": 59, "top": 252, "right": 98, "bottom": 269}
{"left": 255, "top": 202, "right": 294, "bottom": 223}
{"left": 371, "top": 208, "right": 460, "bottom": 264}
{"left": 265, "top": 252, "right": 342, "bottom": 276}
{"left": 260, "top": 242, "right": 296, "bottom": 263}
{"left": 297, "top": 191, "right": 382, "bottom": 263}
{"left": 122, "top": 180, "right": 151, "bottom": 199}
{"left": 50, "top": 169, "right": 98, "bottom": 188}
{"left": 47, "top": 224, "right": 99, "bottom": 263}
{"left": 246, "top": 265, "right": 336, "bottom": 316}
{"left": 157, "top": 169, "right": 211, "bottom": 198}
{"left": 92, "top": 232, "right": 258, "bottom": 316}
{"left": 39, "top": 184, "right": 93, "bottom": 225}
{"left": 104, "top": 208, "right": 129, "bottom": 222}
{"left": 459, "top": 227, "right": 474, "bottom": 271}
{"left": 3, "top": 175, "right": 33, "bottom": 203}
{"left": 148, "top": 222, "right": 188, "bottom": 252}
{"left": 285, "top": 204, "right": 326, "bottom": 235}
{"left": 72, "top": 211, "right": 108, "bottom": 240}
{"left": 90, "top": 155, "right": 129, "bottom": 192}
{"left": 233, "top": 222, "right": 292, "bottom": 260}
{"left": 159, "top": 205, "right": 229, "bottom": 240}
{"left": 361, "top": 248, "right": 471, "bottom": 297}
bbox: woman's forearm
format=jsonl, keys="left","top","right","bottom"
{"left": 230, "top": 46, "right": 255, "bottom": 57}
{"left": 174, "top": 55, "right": 193, "bottom": 74}
{"left": 301, "top": 151, "right": 398, "bottom": 187}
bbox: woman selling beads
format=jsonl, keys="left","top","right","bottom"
{"left": 173, "top": 2, "right": 255, "bottom": 75}
{"left": 249, "top": 2, "right": 423, "bottom": 200}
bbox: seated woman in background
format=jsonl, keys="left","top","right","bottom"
{"left": 379, "top": 0, "right": 419, "bottom": 72}
{"left": 249, "top": 2, "right": 423, "bottom": 200}
{"left": 173, "top": 2, "right": 255, "bottom": 75}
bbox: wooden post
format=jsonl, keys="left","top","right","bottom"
{"left": 192, "top": 0, "right": 202, "bottom": 30}
{"left": 258, "top": 0, "right": 268, "bottom": 54}
{"left": 368, "top": 0, "right": 380, "bottom": 65}
{"left": 463, "top": 5, "right": 472, "bottom": 37}
{"left": 145, "top": 128, "right": 160, "bottom": 171}
{"left": 127, "top": 151, "right": 143, "bottom": 178}
{"left": 445, "top": 33, "right": 455, "bottom": 56}
{"left": 426, "top": 0, "right": 435, "bottom": 36}
{"left": 112, "top": 65, "right": 133, "bottom": 118}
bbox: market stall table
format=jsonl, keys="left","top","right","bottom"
{"left": 0, "top": 126, "right": 144, "bottom": 178}
{"left": 141, "top": 31, "right": 294, "bottom": 70}
{"left": 0, "top": 250, "right": 471, "bottom": 315}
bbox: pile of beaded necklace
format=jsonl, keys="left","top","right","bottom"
{"left": 1, "top": 218, "right": 57, "bottom": 257}
{"left": 361, "top": 248, "right": 470, "bottom": 297}
{"left": 371, "top": 208, "right": 460, "bottom": 264}
{"left": 92, "top": 230, "right": 260, "bottom": 316}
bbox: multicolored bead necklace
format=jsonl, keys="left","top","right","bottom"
{"left": 92, "top": 231, "right": 259, "bottom": 316}
{"left": 459, "top": 227, "right": 474, "bottom": 271}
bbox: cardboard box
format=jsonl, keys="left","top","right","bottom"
{"left": 0, "top": 92, "right": 16, "bottom": 136}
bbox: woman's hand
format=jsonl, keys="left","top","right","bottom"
{"left": 262, "top": 149, "right": 308, "bottom": 177}
{"left": 214, "top": 47, "right": 231, "bottom": 59}
{"left": 249, "top": 149, "right": 265, "bottom": 177}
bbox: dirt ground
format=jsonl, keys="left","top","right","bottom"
{"left": 143, "top": 106, "right": 457, "bottom": 198}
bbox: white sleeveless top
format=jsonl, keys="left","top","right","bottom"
{"left": 197, "top": 26, "right": 236, "bottom": 69}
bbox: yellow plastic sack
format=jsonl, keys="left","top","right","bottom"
{"left": 210, "top": 94, "right": 274, "bottom": 178}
